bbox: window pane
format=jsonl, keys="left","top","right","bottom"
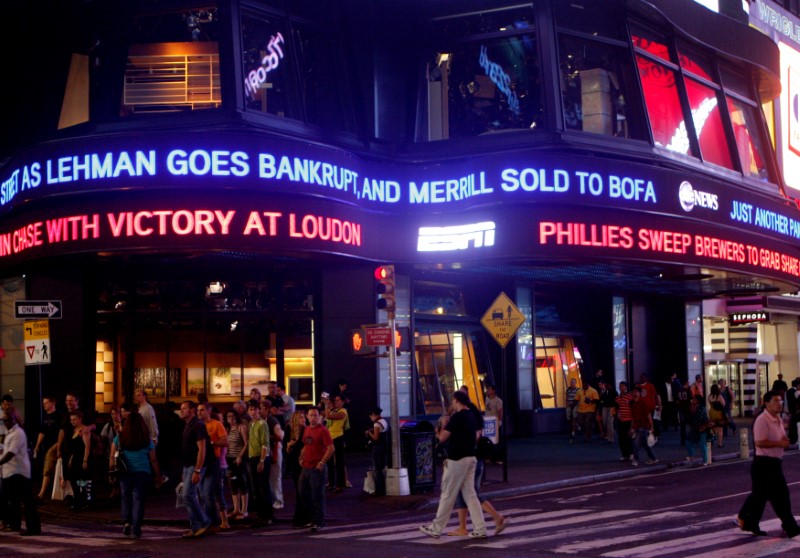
{"left": 429, "top": 35, "right": 543, "bottom": 139}
{"left": 558, "top": 36, "right": 647, "bottom": 139}
{"left": 720, "top": 66, "right": 754, "bottom": 100}
{"left": 553, "top": 0, "right": 627, "bottom": 40}
{"left": 727, "top": 96, "right": 773, "bottom": 181}
{"left": 635, "top": 55, "right": 689, "bottom": 153}
{"left": 122, "top": 7, "right": 222, "bottom": 116}
{"left": 293, "top": 23, "right": 355, "bottom": 132}
{"left": 631, "top": 29, "right": 672, "bottom": 63}
{"left": 677, "top": 42, "right": 716, "bottom": 82}
{"left": 242, "top": 12, "right": 295, "bottom": 118}
{"left": 685, "top": 78, "right": 733, "bottom": 169}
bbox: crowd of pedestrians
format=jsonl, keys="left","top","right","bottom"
{"left": 6, "top": 369, "right": 800, "bottom": 542}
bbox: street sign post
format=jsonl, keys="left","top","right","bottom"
{"left": 23, "top": 319, "right": 51, "bottom": 365}
{"left": 365, "top": 326, "right": 393, "bottom": 346}
{"left": 15, "top": 300, "right": 63, "bottom": 319}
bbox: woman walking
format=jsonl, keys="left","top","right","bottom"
{"left": 708, "top": 384, "right": 727, "bottom": 447}
{"left": 225, "top": 409, "right": 249, "bottom": 520}
{"left": 62, "top": 411, "right": 92, "bottom": 510}
{"left": 687, "top": 394, "right": 711, "bottom": 466}
{"left": 110, "top": 412, "right": 158, "bottom": 538}
{"left": 286, "top": 409, "right": 309, "bottom": 528}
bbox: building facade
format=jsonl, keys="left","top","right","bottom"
{"left": 0, "top": 0, "right": 797, "bottom": 434}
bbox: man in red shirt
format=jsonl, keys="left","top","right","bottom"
{"left": 298, "top": 407, "right": 334, "bottom": 532}
{"left": 615, "top": 381, "right": 634, "bottom": 462}
{"left": 629, "top": 387, "right": 657, "bottom": 467}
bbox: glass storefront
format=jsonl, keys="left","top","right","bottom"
{"left": 94, "top": 268, "right": 316, "bottom": 413}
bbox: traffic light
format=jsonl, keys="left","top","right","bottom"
{"left": 374, "top": 264, "right": 396, "bottom": 317}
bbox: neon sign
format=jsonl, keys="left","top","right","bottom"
{"left": 245, "top": 33, "right": 285, "bottom": 100}
{"left": 417, "top": 221, "right": 495, "bottom": 252}
{"left": 479, "top": 45, "right": 520, "bottom": 115}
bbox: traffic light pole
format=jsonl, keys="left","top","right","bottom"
{"left": 388, "top": 315, "right": 401, "bottom": 470}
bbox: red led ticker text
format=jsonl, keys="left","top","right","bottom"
{"left": 538, "top": 221, "right": 800, "bottom": 277}
{"left": 0, "top": 209, "right": 362, "bottom": 258}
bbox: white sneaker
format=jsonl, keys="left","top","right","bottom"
{"left": 419, "top": 525, "right": 439, "bottom": 539}
{"left": 469, "top": 531, "right": 488, "bottom": 539}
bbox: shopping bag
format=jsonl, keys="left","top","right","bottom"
{"left": 175, "top": 481, "right": 185, "bottom": 508}
{"left": 52, "top": 457, "right": 74, "bottom": 500}
{"left": 363, "top": 470, "right": 376, "bottom": 495}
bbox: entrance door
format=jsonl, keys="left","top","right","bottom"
{"left": 414, "top": 327, "right": 493, "bottom": 416}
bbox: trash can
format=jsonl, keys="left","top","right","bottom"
{"left": 400, "top": 421, "right": 436, "bottom": 494}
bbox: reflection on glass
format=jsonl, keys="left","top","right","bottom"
{"left": 242, "top": 13, "right": 292, "bottom": 117}
{"left": 558, "top": 36, "right": 645, "bottom": 139}
{"left": 727, "top": 96, "right": 772, "bottom": 180}
{"left": 684, "top": 79, "right": 732, "bottom": 169}
{"left": 535, "top": 336, "right": 583, "bottom": 409}
{"left": 635, "top": 55, "right": 689, "bottom": 153}
{"left": 428, "top": 35, "right": 542, "bottom": 139}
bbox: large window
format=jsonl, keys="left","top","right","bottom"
{"left": 555, "top": 2, "right": 647, "bottom": 140}
{"left": 241, "top": 8, "right": 356, "bottom": 132}
{"left": 425, "top": 6, "right": 543, "bottom": 140}
{"left": 632, "top": 24, "right": 776, "bottom": 183}
{"left": 122, "top": 7, "right": 223, "bottom": 115}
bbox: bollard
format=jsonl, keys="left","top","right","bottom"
{"left": 740, "top": 427, "right": 749, "bottom": 459}
{"left": 707, "top": 440, "right": 712, "bottom": 465}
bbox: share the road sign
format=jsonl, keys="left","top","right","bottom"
{"left": 23, "top": 319, "right": 51, "bottom": 365}
{"left": 481, "top": 292, "right": 526, "bottom": 349}
{"left": 15, "top": 300, "right": 62, "bottom": 319}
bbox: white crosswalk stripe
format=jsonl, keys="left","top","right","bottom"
{"left": 296, "top": 507, "right": 800, "bottom": 557}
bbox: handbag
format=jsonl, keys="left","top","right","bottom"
{"left": 110, "top": 448, "right": 129, "bottom": 476}
{"left": 363, "top": 470, "right": 376, "bottom": 494}
{"left": 646, "top": 432, "right": 656, "bottom": 447}
{"left": 698, "top": 420, "right": 716, "bottom": 432}
{"left": 52, "top": 457, "right": 74, "bottom": 500}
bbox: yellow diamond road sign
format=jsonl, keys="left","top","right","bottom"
{"left": 481, "top": 292, "right": 526, "bottom": 348}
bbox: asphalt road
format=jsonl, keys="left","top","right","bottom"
{"left": 5, "top": 454, "right": 800, "bottom": 557}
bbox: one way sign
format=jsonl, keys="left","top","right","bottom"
{"left": 15, "top": 300, "right": 63, "bottom": 319}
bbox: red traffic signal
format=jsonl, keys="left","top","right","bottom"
{"left": 374, "top": 265, "right": 396, "bottom": 316}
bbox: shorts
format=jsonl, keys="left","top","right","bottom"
{"left": 43, "top": 444, "right": 58, "bottom": 476}
{"left": 565, "top": 406, "right": 578, "bottom": 421}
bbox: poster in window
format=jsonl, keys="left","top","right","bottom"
{"left": 239, "top": 367, "right": 270, "bottom": 397}
{"left": 134, "top": 367, "right": 181, "bottom": 397}
{"left": 187, "top": 368, "right": 205, "bottom": 396}
{"left": 209, "top": 367, "right": 232, "bottom": 395}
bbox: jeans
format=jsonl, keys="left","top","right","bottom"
{"left": 370, "top": 443, "right": 387, "bottom": 496}
{"left": 299, "top": 465, "right": 327, "bottom": 527}
{"left": 632, "top": 429, "right": 656, "bottom": 462}
{"left": 181, "top": 466, "right": 210, "bottom": 532}
{"left": 686, "top": 431, "right": 709, "bottom": 464}
{"left": 269, "top": 444, "right": 283, "bottom": 507}
{"left": 248, "top": 456, "right": 273, "bottom": 521}
{"left": 328, "top": 436, "right": 346, "bottom": 489}
{"left": 200, "top": 460, "right": 221, "bottom": 525}
{"left": 426, "top": 456, "right": 486, "bottom": 536}
{"left": 120, "top": 471, "right": 150, "bottom": 536}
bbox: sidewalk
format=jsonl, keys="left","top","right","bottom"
{"left": 38, "top": 420, "right": 760, "bottom": 528}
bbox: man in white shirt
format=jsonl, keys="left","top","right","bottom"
{"left": 134, "top": 389, "right": 159, "bottom": 445}
{"left": 0, "top": 411, "right": 41, "bottom": 535}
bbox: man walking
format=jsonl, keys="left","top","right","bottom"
{"left": 419, "top": 390, "right": 487, "bottom": 539}
{"left": 134, "top": 389, "right": 159, "bottom": 445}
{"left": 736, "top": 391, "right": 800, "bottom": 538}
{"left": 298, "top": 407, "right": 334, "bottom": 531}
{"left": 0, "top": 411, "right": 41, "bottom": 536}
{"left": 575, "top": 380, "right": 600, "bottom": 443}
{"left": 33, "top": 395, "right": 62, "bottom": 500}
{"left": 197, "top": 403, "right": 228, "bottom": 531}
{"left": 179, "top": 401, "right": 212, "bottom": 538}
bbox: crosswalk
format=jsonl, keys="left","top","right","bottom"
{"left": 259, "top": 506, "right": 800, "bottom": 557}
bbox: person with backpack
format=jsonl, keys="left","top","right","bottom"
{"left": 365, "top": 407, "right": 388, "bottom": 496}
